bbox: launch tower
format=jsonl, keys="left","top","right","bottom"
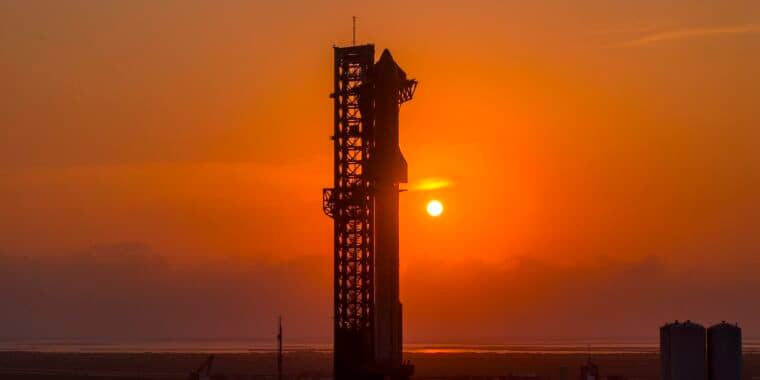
{"left": 323, "top": 44, "right": 416, "bottom": 380}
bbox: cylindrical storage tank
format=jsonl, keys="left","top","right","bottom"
{"left": 661, "top": 323, "right": 673, "bottom": 380}
{"left": 661, "top": 320, "right": 706, "bottom": 380}
{"left": 708, "top": 322, "right": 742, "bottom": 380}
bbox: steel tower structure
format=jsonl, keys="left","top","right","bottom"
{"left": 323, "top": 44, "right": 376, "bottom": 379}
{"left": 323, "top": 44, "right": 416, "bottom": 380}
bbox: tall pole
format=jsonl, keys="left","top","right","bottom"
{"left": 277, "top": 316, "right": 283, "bottom": 380}
{"left": 352, "top": 16, "right": 356, "bottom": 45}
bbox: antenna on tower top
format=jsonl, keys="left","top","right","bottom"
{"left": 352, "top": 16, "right": 356, "bottom": 45}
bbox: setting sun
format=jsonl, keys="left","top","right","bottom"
{"left": 426, "top": 200, "right": 444, "bottom": 217}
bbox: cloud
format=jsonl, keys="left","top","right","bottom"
{"left": 591, "top": 24, "right": 665, "bottom": 36}
{"left": 2, "top": 242, "right": 759, "bottom": 342}
{"left": 625, "top": 24, "right": 760, "bottom": 46}
{"left": 410, "top": 177, "right": 453, "bottom": 192}
{"left": 0, "top": 243, "right": 331, "bottom": 341}
{"left": 403, "top": 254, "right": 760, "bottom": 342}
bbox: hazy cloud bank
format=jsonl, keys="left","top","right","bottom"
{"left": 2, "top": 243, "right": 758, "bottom": 342}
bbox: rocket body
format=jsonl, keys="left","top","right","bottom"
{"left": 371, "top": 49, "right": 409, "bottom": 367}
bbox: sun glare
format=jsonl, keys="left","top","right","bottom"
{"left": 426, "top": 200, "right": 444, "bottom": 217}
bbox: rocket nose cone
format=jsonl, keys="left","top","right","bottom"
{"left": 377, "top": 49, "right": 396, "bottom": 67}
{"left": 378, "top": 49, "right": 394, "bottom": 64}
{"left": 375, "top": 49, "right": 407, "bottom": 79}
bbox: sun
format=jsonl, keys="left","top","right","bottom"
{"left": 426, "top": 200, "right": 444, "bottom": 217}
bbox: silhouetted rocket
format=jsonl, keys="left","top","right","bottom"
{"left": 370, "top": 49, "right": 415, "bottom": 368}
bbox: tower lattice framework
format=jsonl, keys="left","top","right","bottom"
{"left": 323, "top": 45, "right": 376, "bottom": 371}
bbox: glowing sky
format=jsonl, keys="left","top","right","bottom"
{"left": 1, "top": 0, "right": 759, "bottom": 342}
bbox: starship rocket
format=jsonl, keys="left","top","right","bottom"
{"left": 370, "top": 49, "right": 410, "bottom": 369}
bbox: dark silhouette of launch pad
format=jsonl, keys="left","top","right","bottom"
{"left": 323, "top": 44, "right": 417, "bottom": 380}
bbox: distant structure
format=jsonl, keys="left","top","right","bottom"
{"left": 559, "top": 366, "right": 568, "bottom": 380}
{"left": 707, "top": 322, "right": 742, "bottom": 380}
{"left": 660, "top": 320, "right": 707, "bottom": 380}
{"left": 322, "top": 42, "right": 417, "bottom": 380}
{"left": 187, "top": 355, "right": 220, "bottom": 380}
{"left": 580, "top": 357, "right": 599, "bottom": 380}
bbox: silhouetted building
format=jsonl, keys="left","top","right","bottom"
{"left": 580, "top": 358, "right": 599, "bottom": 380}
{"left": 660, "top": 320, "right": 706, "bottom": 380}
{"left": 707, "top": 321, "right": 742, "bottom": 380}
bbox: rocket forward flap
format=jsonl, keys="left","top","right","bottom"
{"left": 395, "top": 148, "right": 408, "bottom": 184}
{"left": 365, "top": 147, "right": 407, "bottom": 183}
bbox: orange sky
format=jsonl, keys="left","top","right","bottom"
{"left": 1, "top": 0, "right": 759, "bottom": 342}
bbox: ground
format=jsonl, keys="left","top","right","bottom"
{"left": 0, "top": 351, "right": 757, "bottom": 379}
